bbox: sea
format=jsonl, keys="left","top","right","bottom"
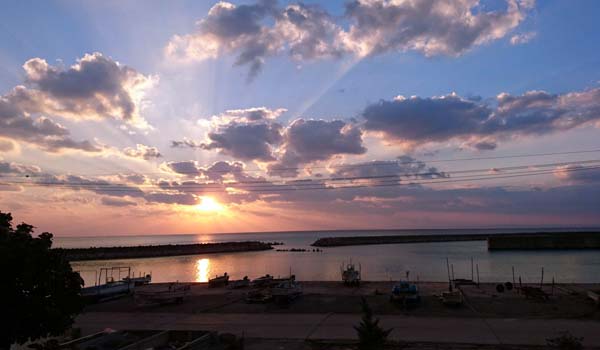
{"left": 55, "top": 228, "right": 600, "bottom": 286}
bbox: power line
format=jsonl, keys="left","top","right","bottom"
{"left": 6, "top": 147, "right": 600, "bottom": 177}
{"left": 5, "top": 158, "right": 600, "bottom": 189}
{"left": 7, "top": 163, "right": 600, "bottom": 194}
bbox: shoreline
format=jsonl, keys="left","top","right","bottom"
{"left": 56, "top": 241, "right": 273, "bottom": 261}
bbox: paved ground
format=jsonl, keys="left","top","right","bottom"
{"left": 75, "top": 311, "right": 600, "bottom": 348}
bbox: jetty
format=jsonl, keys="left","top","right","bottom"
{"left": 312, "top": 231, "right": 600, "bottom": 249}
{"left": 57, "top": 241, "right": 273, "bottom": 261}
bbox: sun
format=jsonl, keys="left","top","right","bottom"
{"left": 195, "top": 196, "right": 224, "bottom": 212}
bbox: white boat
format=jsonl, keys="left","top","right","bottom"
{"left": 229, "top": 276, "right": 250, "bottom": 289}
{"left": 440, "top": 290, "right": 463, "bottom": 306}
{"left": 341, "top": 261, "right": 361, "bottom": 286}
{"left": 208, "top": 272, "right": 229, "bottom": 287}
{"left": 251, "top": 274, "right": 274, "bottom": 287}
{"left": 123, "top": 273, "right": 152, "bottom": 286}
{"left": 80, "top": 266, "right": 135, "bottom": 301}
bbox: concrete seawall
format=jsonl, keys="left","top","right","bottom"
{"left": 57, "top": 241, "right": 273, "bottom": 261}
{"left": 312, "top": 232, "right": 600, "bottom": 249}
{"left": 487, "top": 232, "right": 600, "bottom": 250}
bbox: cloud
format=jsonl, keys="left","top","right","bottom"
{"left": 510, "top": 31, "right": 536, "bottom": 45}
{"left": 123, "top": 144, "right": 162, "bottom": 160}
{"left": 0, "top": 52, "right": 155, "bottom": 153}
{"left": 0, "top": 139, "right": 15, "bottom": 152}
{"left": 166, "top": 0, "right": 533, "bottom": 77}
{"left": 268, "top": 119, "right": 367, "bottom": 177}
{"left": 162, "top": 160, "right": 256, "bottom": 182}
{"left": 101, "top": 197, "right": 138, "bottom": 207}
{"left": 201, "top": 120, "right": 283, "bottom": 161}
{"left": 361, "top": 88, "right": 600, "bottom": 149}
{"left": 554, "top": 164, "right": 600, "bottom": 184}
{"left": 332, "top": 156, "right": 447, "bottom": 180}
{"left": 22, "top": 52, "right": 155, "bottom": 124}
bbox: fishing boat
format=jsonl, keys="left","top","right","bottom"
{"left": 123, "top": 273, "right": 152, "bottom": 286}
{"left": 341, "top": 261, "right": 361, "bottom": 286}
{"left": 80, "top": 266, "right": 135, "bottom": 302}
{"left": 208, "top": 272, "right": 229, "bottom": 288}
{"left": 271, "top": 276, "right": 302, "bottom": 303}
{"left": 229, "top": 276, "right": 250, "bottom": 289}
{"left": 134, "top": 283, "right": 192, "bottom": 305}
{"left": 390, "top": 281, "right": 420, "bottom": 305}
{"left": 251, "top": 274, "right": 274, "bottom": 287}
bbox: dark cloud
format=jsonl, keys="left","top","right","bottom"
{"left": 0, "top": 160, "right": 42, "bottom": 175}
{"left": 554, "top": 165, "right": 600, "bottom": 184}
{"left": 167, "top": 0, "right": 532, "bottom": 77}
{"left": 202, "top": 122, "right": 283, "bottom": 161}
{"left": 332, "top": 156, "right": 447, "bottom": 180}
{"left": 101, "top": 197, "right": 137, "bottom": 207}
{"left": 361, "top": 88, "right": 600, "bottom": 148}
{"left": 23, "top": 52, "right": 153, "bottom": 121}
{"left": 0, "top": 52, "right": 154, "bottom": 153}
{"left": 268, "top": 119, "right": 366, "bottom": 177}
{"left": 123, "top": 144, "right": 162, "bottom": 160}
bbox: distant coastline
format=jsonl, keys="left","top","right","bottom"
{"left": 57, "top": 241, "right": 273, "bottom": 261}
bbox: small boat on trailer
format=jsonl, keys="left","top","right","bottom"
{"left": 134, "top": 283, "right": 192, "bottom": 305}
{"left": 341, "top": 261, "right": 361, "bottom": 286}
{"left": 440, "top": 290, "right": 463, "bottom": 306}
{"left": 390, "top": 281, "right": 420, "bottom": 306}
{"left": 208, "top": 272, "right": 229, "bottom": 288}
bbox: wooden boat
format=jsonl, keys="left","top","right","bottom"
{"left": 81, "top": 279, "right": 134, "bottom": 302}
{"left": 251, "top": 274, "right": 274, "bottom": 287}
{"left": 229, "top": 276, "right": 250, "bottom": 289}
{"left": 341, "top": 262, "right": 361, "bottom": 286}
{"left": 390, "top": 281, "right": 420, "bottom": 305}
{"left": 208, "top": 273, "right": 229, "bottom": 288}
{"left": 440, "top": 290, "right": 463, "bottom": 306}
{"left": 134, "top": 283, "right": 191, "bottom": 305}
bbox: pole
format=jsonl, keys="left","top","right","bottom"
{"left": 476, "top": 264, "right": 480, "bottom": 287}
{"left": 540, "top": 267, "right": 544, "bottom": 288}
{"left": 512, "top": 266, "right": 515, "bottom": 285}
{"left": 451, "top": 264, "right": 455, "bottom": 281}
{"left": 471, "top": 257, "right": 474, "bottom": 281}
{"left": 446, "top": 258, "right": 452, "bottom": 292}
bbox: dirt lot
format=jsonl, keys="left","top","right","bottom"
{"left": 84, "top": 281, "right": 600, "bottom": 320}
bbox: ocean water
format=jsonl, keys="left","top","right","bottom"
{"left": 57, "top": 229, "right": 600, "bottom": 286}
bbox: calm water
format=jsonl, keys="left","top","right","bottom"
{"left": 57, "top": 229, "right": 600, "bottom": 286}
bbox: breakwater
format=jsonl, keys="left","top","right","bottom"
{"left": 488, "top": 232, "right": 600, "bottom": 250}
{"left": 57, "top": 241, "right": 273, "bottom": 261}
{"left": 312, "top": 234, "right": 489, "bottom": 247}
{"left": 312, "top": 232, "right": 600, "bottom": 249}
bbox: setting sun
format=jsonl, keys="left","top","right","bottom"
{"left": 195, "top": 197, "right": 224, "bottom": 212}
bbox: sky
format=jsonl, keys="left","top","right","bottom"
{"left": 1, "top": 0, "right": 600, "bottom": 236}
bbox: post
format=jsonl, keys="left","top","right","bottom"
{"left": 471, "top": 257, "right": 474, "bottom": 281}
{"left": 446, "top": 258, "right": 452, "bottom": 292}
{"left": 451, "top": 264, "right": 455, "bottom": 281}
{"left": 540, "top": 267, "right": 544, "bottom": 288}
{"left": 519, "top": 276, "right": 522, "bottom": 290}
{"left": 552, "top": 277, "right": 555, "bottom": 295}
{"left": 512, "top": 266, "right": 515, "bottom": 285}
{"left": 476, "top": 264, "right": 480, "bottom": 287}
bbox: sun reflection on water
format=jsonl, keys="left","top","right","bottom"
{"left": 196, "top": 258, "right": 210, "bottom": 282}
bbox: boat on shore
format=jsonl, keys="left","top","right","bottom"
{"left": 208, "top": 273, "right": 229, "bottom": 288}
{"left": 390, "top": 281, "right": 420, "bottom": 306}
{"left": 123, "top": 273, "right": 152, "bottom": 286}
{"left": 134, "top": 283, "right": 191, "bottom": 305}
{"left": 440, "top": 290, "right": 463, "bottom": 306}
{"left": 341, "top": 261, "right": 361, "bottom": 286}
{"left": 271, "top": 276, "right": 302, "bottom": 303}
{"left": 81, "top": 266, "right": 136, "bottom": 302}
{"left": 229, "top": 276, "right": 250, "bottom": 289}
{"left": 251, "top": 274, "right": 274, "bottom": 287}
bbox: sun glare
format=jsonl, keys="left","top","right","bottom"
{"left": 196, "top": 197, "right": 224, "bottom": 212}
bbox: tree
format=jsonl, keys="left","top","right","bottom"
{"left": 547, "top": 331, "right": 584, "bottom": 350}
{"left": 354, "top": 297, "right": 392, "bottom": 350}
{"left": 0, "top": 211, "right": 84, "bottom": 349}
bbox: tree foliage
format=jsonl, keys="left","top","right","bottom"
{"left": 354, "top": 297, "right": 392, "bottom": 350}
{"left": 0, "top": 211, "right": 84, "bottom": 349}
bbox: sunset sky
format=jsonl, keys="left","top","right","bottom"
{"left": 1, "top": 0, "right": 600, "bottom": 236}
